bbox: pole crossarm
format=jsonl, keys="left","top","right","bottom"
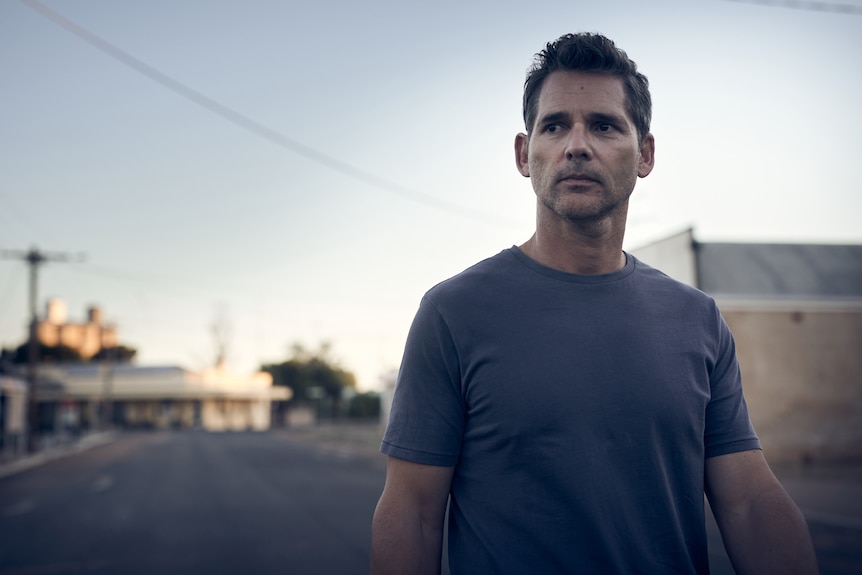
{"left": 1, "top": 247, "right": 86, "bottom": 266}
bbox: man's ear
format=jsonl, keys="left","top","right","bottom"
{"left": 637, "top": 133, "right": 655, "bottom": 178}
{"left": 515, "top": 133, "right": 530, "bottom": 177}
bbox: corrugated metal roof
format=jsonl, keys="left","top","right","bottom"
{"left": 696, "top": 243, "right": 862, "bottom": 299}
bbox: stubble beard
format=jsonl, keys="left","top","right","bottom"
{"left": 539, "top": 183, "right": 632, "bottom": 226}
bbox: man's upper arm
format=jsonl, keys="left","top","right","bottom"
{"left": 378, "top": 456, "right": 454, "bottom": 522}
{"left": 371, "top": 456, "right": 454, "bottom": 574}
{"left": 704, "top": 449, "right": 778, "bottom": 511}
{"left": 705, "top": 450, "right": 818, "bottom": 575}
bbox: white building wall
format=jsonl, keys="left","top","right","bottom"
{"left": 630, "top": 228, "right": 698, "bottom": 286}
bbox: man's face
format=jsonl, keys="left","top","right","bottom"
{"left": 515, "top": 70, "right": 654, "bottom": 225}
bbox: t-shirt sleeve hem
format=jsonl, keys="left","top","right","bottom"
{"left": 705, "top": 438, "right": 762, "bottom": 459}
{"left": 380, "top": 440, "right": 459, "bottom": 467}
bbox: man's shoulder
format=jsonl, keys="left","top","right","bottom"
{"left": 631, "top": 255, "right": 718, "bottom": 307}
{"left": 425, "top": 247, "right": 519, "bottom": 301}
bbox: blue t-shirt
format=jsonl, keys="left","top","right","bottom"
{"left": 382, "top": 247, "right": 760, "bottom": 574}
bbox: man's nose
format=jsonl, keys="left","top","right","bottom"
{"left": 565, "top": 125, "right": 592, "bottom": 161}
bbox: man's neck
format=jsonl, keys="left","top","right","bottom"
{"left": 519, "top": 218, "right": 627, "bottom": 275}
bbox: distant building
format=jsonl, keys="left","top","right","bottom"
{"left": 36, "top": 299, "right": 118, "bottom": 359}
{"left": 0, "top": 374, "right": 27, "bottom": 457}
{"left": 4, "top": 298, "right": 293, "bottom": 435}
{"left": 35, "top": 364, "right": 292, "bottom": 432}
{"left": 633, "top": 228, "right": 862, "bottom": 463}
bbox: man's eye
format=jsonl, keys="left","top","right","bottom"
{"left": 597, "top": 123, "right": 614, "bottom": 132}
{"left": 545, "top": 124, "right": 561, "bottom": 133}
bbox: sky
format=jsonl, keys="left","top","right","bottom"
{"left": 1, "top": 0, "right": 861, "bottom": 391}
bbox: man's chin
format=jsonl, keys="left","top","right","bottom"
{"left": 554, "top": 202, "right": 613, "bottom": 223}
{"left": 541, "top": 195, "right": 629, "bottom": 225}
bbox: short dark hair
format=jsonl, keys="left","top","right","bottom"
{"left": 522, "top": 33, "right": 652, "bottom": 142}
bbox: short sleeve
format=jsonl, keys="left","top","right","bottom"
{"left": 380, "top": 295, "right": 466, "bottom": 467}
{"left": 704, "top": 309, "right": 761, "bottom": 458}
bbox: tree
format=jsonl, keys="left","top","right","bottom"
{"left": 91, "top": 345, "right": 138, "bottom": 362}
{"left": 347, "top": 392, "right": 381, "bottom": 419}
{"left": 1, "top": 342, "right": 138, "bottom": 365}
{"left": 4, "top": 342, "right": 83, "bottom": 364}
{"left": 210, "top": 303, "right": 232, "bottom": 368}
{"left": 262, "top": 341, "right": 356, "bottom": 408}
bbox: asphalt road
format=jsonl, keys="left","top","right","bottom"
{"left": 0, "top": 431, "right": 386, "bottom": 575}
{"left": 1, "top": 430, "right": 859, "bottom": 574}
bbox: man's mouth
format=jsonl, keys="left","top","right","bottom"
{"left": 558, "top": 173, "right": 599, "bottom": 185}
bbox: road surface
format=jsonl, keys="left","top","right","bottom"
{"left": 0, "top": 431, "right": 384, "bottom": 575}
{"left": 1, "top": 430, "right": 859, "bottom": 574}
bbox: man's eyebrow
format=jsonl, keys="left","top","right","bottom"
{"left": 536, "top": 110, "right": 630, "bottom": 128}
{"left": 589, "top": 111, "right": 628, "bottom": 126}
{"left": 536, "top": 111, "right": 570, "bottom": 126}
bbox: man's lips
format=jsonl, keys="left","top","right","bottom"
{"left": 557, "top": 173, "right": 600, "bottom": 185}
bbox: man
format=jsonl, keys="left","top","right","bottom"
{"left": 371, "top": 33, "right": 818, "bottom": 574}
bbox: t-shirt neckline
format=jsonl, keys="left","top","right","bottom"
{"left": 507, "top": 245, "right": 636, "bottom": 285}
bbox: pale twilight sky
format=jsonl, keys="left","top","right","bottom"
{"left": 1, "top": 0, "right": 860, "bottom": 391}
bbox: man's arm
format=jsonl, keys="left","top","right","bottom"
{"left": 705, "top": 449, "right": 818, "bottom": 574}
{"left": 371, "top": 456, "right": 454, "bottom": 575}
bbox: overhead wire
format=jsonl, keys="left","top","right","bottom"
{"left": 62, "top": 261, "right": 403, "bottom": 367}
{"left": 19, "top": 0, "right": 519, "bottom": 229}
{"left": 63, "top": 261, "right": 407, "bottom": 344}
{"left": 721, "top": 0, "right": 862, "bottom": 14}
{"left": 0, "top": 268, "right": 26, "bottom": 328}
{"left": 68, "top": 261, "right": 349, "bottom": 305}
{"left": 0, "top": 189, "right": 50, "bottom": 247}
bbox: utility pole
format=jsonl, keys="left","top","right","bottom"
{"left": 1, "top": 247, "right": 84, "bottom": 452}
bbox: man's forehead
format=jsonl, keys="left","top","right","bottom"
{"left": 536, "top": 70, "right": 627, "bottom": 115}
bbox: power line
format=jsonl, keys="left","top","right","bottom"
{"left": 0, "top": 266, "right": 26, "bottom": 326}
{"left": 69, "top": 261, "right": 364, "bottom": 305}
{"left": 0, "top": 189, "right": 48, "bottom": 245}
{"left": 722, "top": 0, "right": 862, "bottom": 14}
{"left": 19, "top": 0, "right": 518, "bottom": 229}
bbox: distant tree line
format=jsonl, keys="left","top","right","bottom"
{"left": 0, "top": 342, "right": 137, "bottom": 365}
{"left": 262, "top": 341, "right": 380, "bottom": 421}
